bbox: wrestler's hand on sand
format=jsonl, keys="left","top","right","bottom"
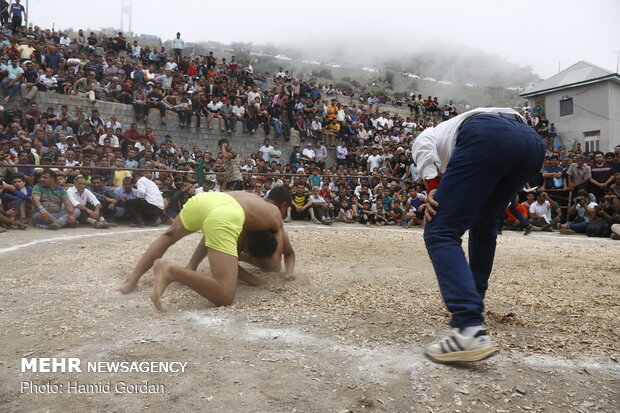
{"left": 423, "top": 188, "right": 439, "bottom": 225}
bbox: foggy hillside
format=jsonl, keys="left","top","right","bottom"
{"left": 192, "top": 37, "right": 541, "bottom": 108}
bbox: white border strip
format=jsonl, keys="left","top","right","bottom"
{"left": 0, "top": 223, "right": 612, "bottom": 256}
{"left": 0, "top": 228, "right": 163, "bottom": 254}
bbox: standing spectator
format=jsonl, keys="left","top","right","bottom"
{"left": 589, "top": 152, "right": 613, "bottom": 199}
{"left": 259, "top": 138, "right": 273, "bottom": 162}
{"left": 31, "top": 169, "right": 77, "bottom": 230}
{"left": 336, "top": 141, "right": 348, "bottom": 166}
{"left": 268, "top": 142, "right": 282, "bottom": 164}
{"left": 9, "top": 0, "right": 25, "bottom": 32}
{"left": 219, "top": 138, "right": 244, "bottom": 191}
{"left": 171, "top": 32, "right": 185, "bottom": 63}
{"left": 567, "top": 154, "right": 591, "bottom": 195}
{"left": 125, "top": 170, "right": 164, "bottom": 227}
{"left": 0, "top": 0, "right": 8, "bottom": 26}
{"left": 314, "top": 141, "right": 327, "bottom": 170}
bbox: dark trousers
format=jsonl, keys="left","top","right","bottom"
{"left": 125, "top": 199, "right": 161, "bottom": 224}
{"left": 149, "top": 102, "right": 166, "bottom": 120}
{"left": 423, "top": 114, "right": 545, "bottom": 328}
{"left": 11, "top": 15, "right": 21, "bottom": 32}
{"left": 133, "top": 103, "right": 149, "bottom": 120}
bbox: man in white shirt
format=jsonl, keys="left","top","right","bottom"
{"left": 67, "top": 176, "right": 110, "bottom": 228}
{"left": 302, "top": 143, "right": 316, "bottom": 164}
{"left": 171, "top": 32, "right": 185, "bottom": 63}
{"left": 231, "top": 99, "right": 245, "bottom": 133}
{"left": 259, "top": 139, "right": 273, "bottom": 162}
{"left": 367, "top": 148, "right": 383, "bottom": 172}
{"left": 528, "top": 191, "right": 559, "bottom": 231}
{"left": 99, "top": 128, "right": 120, "bottom": 147}
{"left": 411, "top": 108, "right": 545, "bottom": 363}
{"left": 336, "top": 141, "right": 348, "bottom": 165}
{"left": 125, "top": 170, "right": 164, "bottom": 227}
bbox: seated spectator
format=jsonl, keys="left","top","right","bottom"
{"left": 2, "top": 57, "right": 23, "bottom": 102}
{"left": 359, "top": 199, "right": 376, "bottom": 225}
{"left": 90, "top": 175, "right": 124, "bottom": 224}
{"left": 31, "top": 169, "right": 78, "bottom": 230}
{"left": 165, "top": 179, "right": 193, "bottom": 221}
{"left": 559, "top": 192, "right": 597, "bottom": 234}
{"left": 404, "top": 186, "right": 427, "bottom": 227}
{"left": 285, "top": 184, "right": 318, "bottom": 223}
{"left": 9, "top": 173, "right": 31, "bottom": 221}
{"left": 528, "top": 192, "right": 560, "bottom": 231}
{"left": 309, "top": 185, "right": 332, "bottom": 225}
{"left": 67, "top": 176, "right": 110, "bottom": 228}
{"left": 125, "top": 170, "right": 164, "bottom": 227}
{"left": 0, "top": 178, "right": 27, "bottom": 230}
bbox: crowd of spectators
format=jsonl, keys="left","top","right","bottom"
{"left": 0, "top": 18, "right": 618, "bottom": 239}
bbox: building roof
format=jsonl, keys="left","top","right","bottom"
{"left": 521, "top": 61, "right": 620, "bottom": 97}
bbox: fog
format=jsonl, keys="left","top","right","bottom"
{"left": 27, "top": 0, "right": 620, "bottom": 78}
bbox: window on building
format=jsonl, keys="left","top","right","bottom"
{"left": 560, "top": 98, "right": 573, "bottom": 116}
{"left": 584, "top": 131, "right": 600, "bottom": 152}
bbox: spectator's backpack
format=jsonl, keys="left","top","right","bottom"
{"left": 585, "top": 217, "right": 611, "bottom": 238}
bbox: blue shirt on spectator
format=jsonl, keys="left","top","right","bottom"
{"left": 113, "top": 186, "right": 137, "bottom": 200}
{"left": 10, "top": 3, "right": 24, "bottom": 16}
{"left": 544, "top": 165, "right": 564, "bottom": 189}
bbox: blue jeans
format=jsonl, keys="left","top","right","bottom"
{"left": 568, "top": 220, "right": 588, "bottom": 232}
{"left": 423, "top": 114, "right": 545, "bottom": 328}
{"left": 2, "top": 78, "right": 20, "bottom": 98}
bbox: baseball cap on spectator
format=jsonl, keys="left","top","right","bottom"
{"left": 306, "top": 142, "right": 312, "bottom": 146}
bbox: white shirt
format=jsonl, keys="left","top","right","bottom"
{"left": 136, "top": 176, "right": 165, "bottom": 209}
{"left": 232, "top": 105, "right": 245, "bottom": 117}
{"left": 529, "top": 201, "right": 552, "bottom": 223}
{"left": 207, "top": 101, "right": 223, "bottom": 112}
{"left": 302, "top": 148, "right": 315, "bottom": 160}
{"left": 336, "top": 145, "right": 348, "bottom": 159}
{"left": 368, "top": 154, "right": 383, "bottom": 171}
{"left": 259, "top": 145, "right": 273, "bottom": 161}
{"left": 67, "top": 186, "right": 100, "bottom": 208}
{"left": 106, "top": 120, "right": 122, "bottom": 130}
{"left": 412, "top": 108, "right": 523, "bottom": 181}
{"left": 99, "top": 134, "right": 120, "bottom": 147}
{"left": 247, "top": 91, "right": 261, "bottom": 104}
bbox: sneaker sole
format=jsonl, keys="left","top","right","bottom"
{"left": 424, "top": 345, "right": 497, "bottom": 363}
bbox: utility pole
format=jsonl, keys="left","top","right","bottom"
{"left": 120, "top": 0, "right": 132, "bottom": 33}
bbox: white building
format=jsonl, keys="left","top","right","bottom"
{"left": 520, "top": 61, "right": 620, "bottom": 152}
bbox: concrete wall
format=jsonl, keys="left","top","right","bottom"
{"left": 527, "top": 80, "right": 619, "bottom": 152}
{"left": 4, "top": 90, "right": 320, "bottom": 164}
{"left": 607, "top": 81, "right": 620, "bottom": 152}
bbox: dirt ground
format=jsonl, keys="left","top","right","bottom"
{"left": 0, "top": 224, "right": 618, "bottom": 413}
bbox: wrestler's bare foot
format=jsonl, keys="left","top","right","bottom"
{"left": 119, "top": 276, "right": 140, "bottom": 294}
{"left": 151, "top": 259, "right": 174, "bottom": 311}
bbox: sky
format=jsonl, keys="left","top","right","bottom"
{"left": 25, "top": 0, "right": 620, "bottom": 79}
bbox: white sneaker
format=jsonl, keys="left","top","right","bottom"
{"left": 425, "top": 328, "right": 497, "bottom": 363}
